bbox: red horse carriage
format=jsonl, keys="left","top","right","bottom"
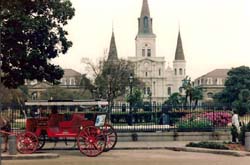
{"left": 24, "top": 100, "right": 117, "bottom": 157}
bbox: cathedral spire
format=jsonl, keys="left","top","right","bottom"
{"left": 137, "top": 0, "right": 154, "bottom": 35}
{"left": 174, "top": 31, "right": 185, "bottom": 61}
{"left": 140, "top": 0, "right": 150, "bottom": 17}
{"left": 107, "top": 30, "right": 118, "bottom": 62}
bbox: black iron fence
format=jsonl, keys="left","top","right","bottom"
{"left": 1, "top": 103, "right": 250, "bottom": 133}
{"left": 109, "top": 103, "right": 236, "bottom": 132}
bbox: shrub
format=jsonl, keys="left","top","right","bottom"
{"left": 177, "top": 118, "right": 213, "bottom": 131}
{"left": 186, "top": 141, "right": 229, "bottom": 150}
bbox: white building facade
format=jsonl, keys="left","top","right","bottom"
{"left": 128, "top": 0, "right": 186, "bottom": 103}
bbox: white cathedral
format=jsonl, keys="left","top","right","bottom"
{"left": 107, "top": 0, "right": 186, "bottom": 103}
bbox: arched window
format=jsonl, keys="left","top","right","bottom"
{"left": 159, "top": 68, "right": 161, "bottom": 76}
{"left": 207, "top": 92, "right": 213, "bottom": 98}
{"left": 174, "top": 69, "right": 177, "bottom": 75}
{"left": 145, "top": 72, "right": 148, "bottom": 77}
{"left": 142, "top": 49, "right": 145, "bottom": 57}
{"left": 147, "top": 87, "right": 151, "bottom": 95}
{"left": 168, "top": 87, "right": 171, "bottom": 95}
{"left": 147, "top": 49, "right": 151, "bottom": 57}
{"left": 32, "top": 92, "right": 38, "bottom": 100}
{"left": 70, "top": 78, "right": 75, "bottom": 85}
{"left": 143, "top": 16, "right": 149, "bottom": 33}
{"left": 179, "top": 68, "right": 183, "bottom": 75}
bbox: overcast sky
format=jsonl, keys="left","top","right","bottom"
{"left": 53, "top": 0, "right": 250, "bottom": 79}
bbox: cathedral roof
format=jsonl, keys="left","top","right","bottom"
{"left": 174, "top": 31, "right": 185, "bottom": 61}
{"left": 107, "top": 31, "right": 118, "bottom": 62}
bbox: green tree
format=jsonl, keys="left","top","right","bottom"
{"left": 192, "top": 86, "right": 203, "bottom": 109}
{"left": 179, "top": 76, "right": 203, "bottom": 109}
{"left": 181, "top": 76, "right": 193, "bottom": 105}
{"left": 214, "top": 66, "right": 250, "bottom": 115}
{"left": 0, "top": 84, "right": 27, "bottom": 105}
{"left": 164, "top": 92, "right": 184, "bottom": 107}
{"left": 0, "top": 0, "right": 75, "bottom": 88}
{"left": 232, "top": 89, "right": 250, "bottom": 116}
{"left": 82, "top": 57, "right": 142, "bottom": 105}
{"left": 126, "top": 88, "right": 143, "bottom": 109}
{"left": 78, "top": 74, "right": 95, "bottom": 98}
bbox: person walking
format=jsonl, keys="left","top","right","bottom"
{"left": 231, "top": 110, "right": 240, "bottom": 143}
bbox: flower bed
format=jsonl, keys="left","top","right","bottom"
{"left": 181, "top": 112, "right": 231, "bottom": 127}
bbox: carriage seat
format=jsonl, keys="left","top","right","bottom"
{"left": 59, "top": 114, "right": 84, "bottom": 128}
{"left": 59, "top": 113, "right": 94, "bottom": 131}
{"left": 47, "top": 114, "right": 64, "bottom": 127}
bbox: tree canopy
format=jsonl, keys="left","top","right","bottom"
{"left": 0, "top": 84, "right": 27, "bottom": 106}
{"left": 82, "top": 57, "right": 143, "bottom": 104}
{"left": 214, "top": 66, "right": 250, "bottom": 115}
{"left": 95, "top": 59, "right": 142, "bottom": 104}
{"left": 180, "top": 76, "right": 203, "bottom": 107}
{"left": 164, "top": 92, "right": 184, "bottom": 106}
{"left": 39, "top": 86, "right": 92, "bottom": 100}
{"left": 126, "top": 88, "right": 144, "bottom": 109}
{"left": 0, "top": 0, "right": 75, "bottom": 88}
{"left": 165, "top": 76, "right": 203, "bottom": 109}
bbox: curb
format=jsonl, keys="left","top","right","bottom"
{"left": 164, "top": 147, "right": 248, "bottom": 157}
{"left": 2, "top": 153, "right": 59, "bottom": 160}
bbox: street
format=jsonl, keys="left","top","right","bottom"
{"left": 3, "top": 150, "right": 250, "bottom": 165}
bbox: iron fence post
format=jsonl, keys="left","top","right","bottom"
{"left": 0, "top": 8, "right": 2, "bottom": 164}
{"left": 128, "top": 74, "right": 133, "bottom": 127}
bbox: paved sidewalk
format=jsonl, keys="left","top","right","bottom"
{"left": 1, "top": 141, "right": 250, "bottom": 160}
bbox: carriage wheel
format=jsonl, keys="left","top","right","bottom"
{"left": 16, "top": 131, "right": 38, "bottom": 154}
{"left": 37, "top": 133, "right": 46, "bottom": 150}
{"left": 77, "top": 126, "right": 106, "bottom": 157}
{"left": 102, "top": 124, "right": 117, "bottom": 152}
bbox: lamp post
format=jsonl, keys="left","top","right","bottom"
{"left": 128, "top": 74, "right": 133, "bottom": 126}
{"left": 0, "top": 58, "right": 2, "bottom": 165}
{"left": 107, "top": 75, "right": 112, "bottom": 122}
{"left": 107, "top": 75, "right": 112, "bottom": 104}
{"left": 148, "top": 90, "right": 152, "bottom": 105}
